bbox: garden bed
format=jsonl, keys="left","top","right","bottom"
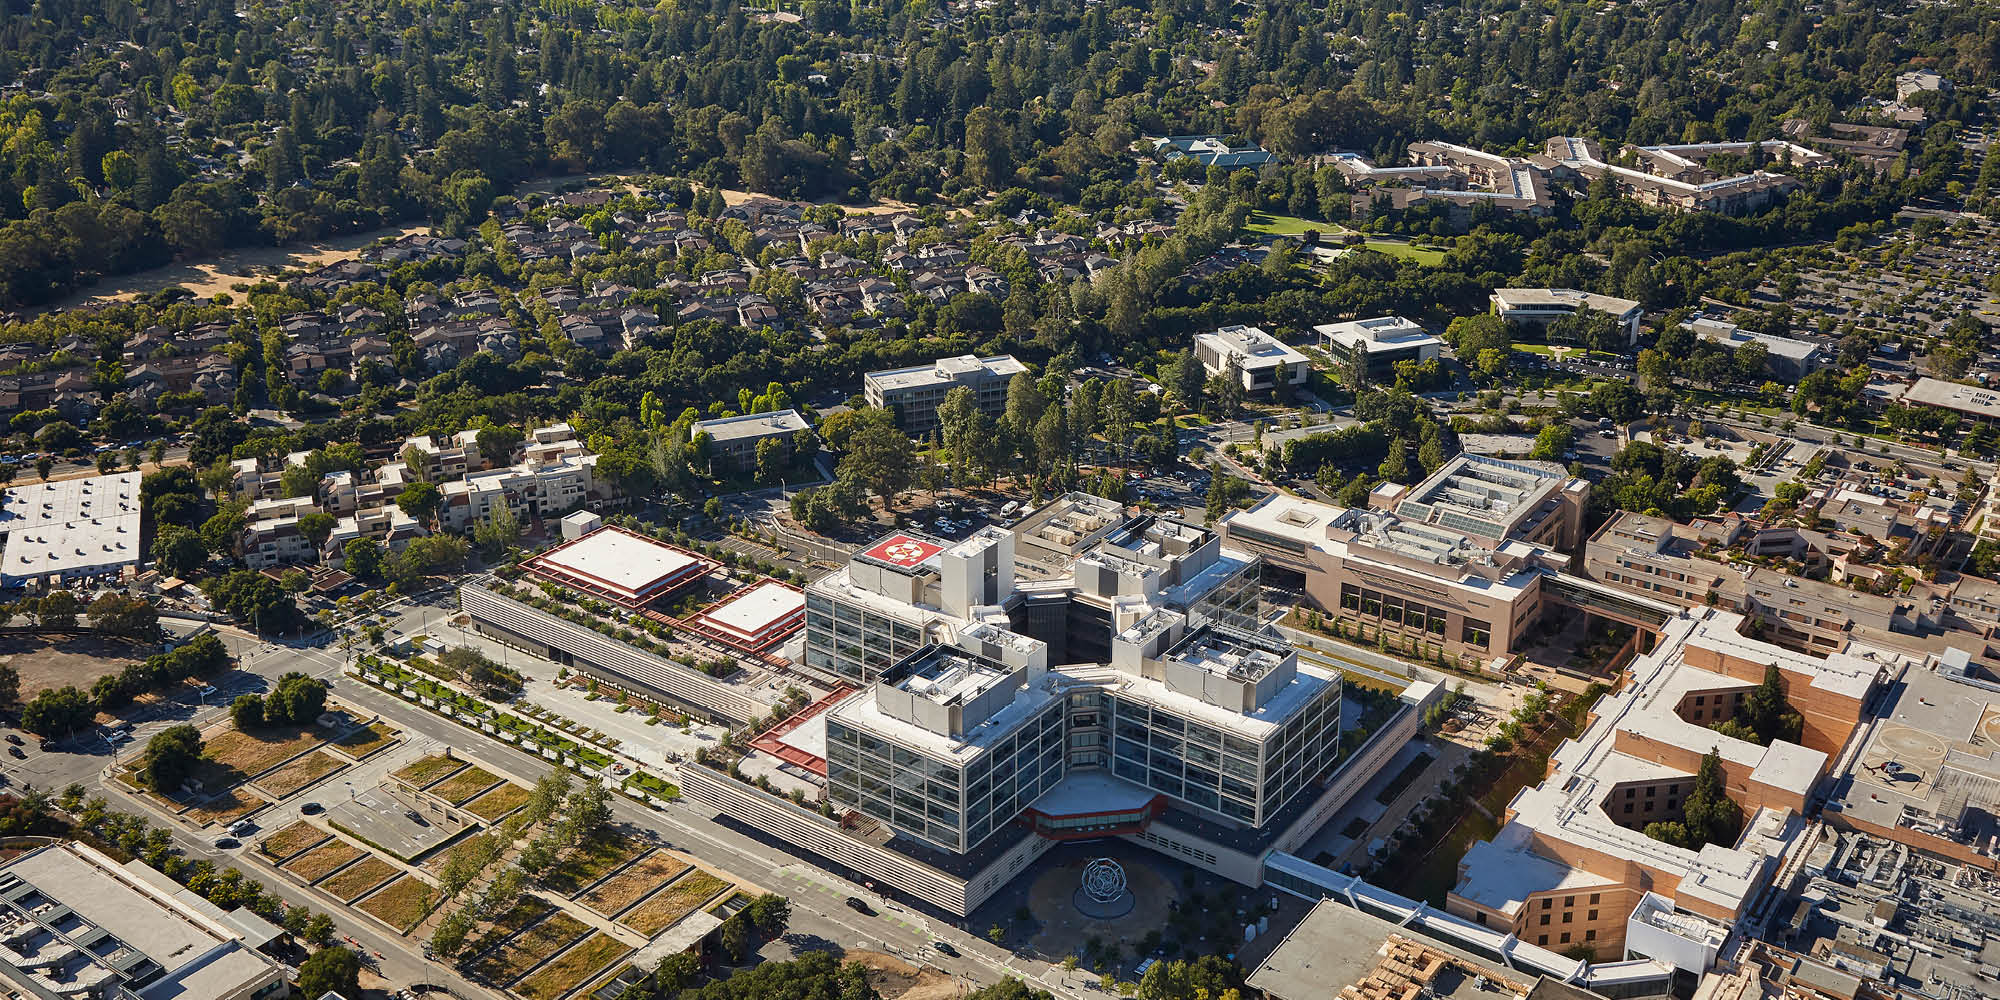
{"left": 621, "top": 870, "right": 730, "bottom": 936}
{"left": 186, "top": 789, "right": 265, "bottom": 827}
{"left": 286, "top": 842, "right": 366, "bottom": 882}
{"left": 356, "top": 874, "right": 437, "bottom": 933}
{"left": 334, "top": 722, "right": 400, "bottom": 758}
{"left": 257, "top": 751, "right": 348, "bottom": 798}
{"left": 257, "top": 821, "right": 327, "bottom": 861}
{"left": 467, "top": 911, "right": 591, "bottom": 984}
{"left": 579, "top": 852, "right": 690, "bottom": 917}
{"left": 543, "top": 833, "right": 649, "bottom": 897}
{"left": 201, "top": 725, "right": 324, "bottom": 782}
{"left": 463, "top": 783, "right": 532, "bottom": 821}
{"left": 321, "top": 856, "right": 400, "bottom": 902}
{"left": 393, "top": 754, "right": 465, "bottom": 786}
{"left": 515, "top": 933, "right": 632, "bottom": 1000}
{"left": 427, "top": 765, "right": 502, "bottom": 805}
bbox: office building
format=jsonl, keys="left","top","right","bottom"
{"left": 690, "top": 409, "right": 810, "bottom": 472}
{"left": 1314, "top": 317, "right": 1444, "bottom": 382}
{"left": 1543, "top": 138, "right": 1817, "bottom": 215}
{"left": 520, "top": 524, "right": 717, "bottom": 608}
{"left": 1194, "top": 325, "right": 1311, "bottom": 392}
{"left": 1490, "top": 288, "right": 1646, "bottom": 345}
{"left": 864, "top": 355, "right": 1027, "bottom": 435}
{"left": 1448, "top": 609, "right": 1878, "bottom": 968}
{"left": 0, "top": 472, "right": 143, "bottom": 588}
{"left": 0, "top": 842, "right": 290, "bottom": 1000}
{"left": 1328, "top": 142, "right": 1553, "bottom": 219}
{"left": 1683, "top": 314, "right": 1823, "bottom": 381}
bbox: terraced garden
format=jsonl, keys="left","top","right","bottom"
{"left": 394, "top": 754, "right": 465, "bottom": 786}
{"left": 186, "top": 789, "right": 265, "bottom": 826}
{"left": 463, "top": 783, "right": 532, "bottom": 821}
{"left": 257, "top": 750, "right": 347, "bottom": 797}
{"left": 201, "top": 724, "right": 323, "bottom": 782}
{"left": 515, "top": 933, "right": 631, "bottom": 1000}
{"left": 357, "top": 875, "right": 437, "bottom": 933}
{"left": 427, "top": 765, "right": 502, "bottom": 805}
{"left": 334, "top": 722, "right": 399, "bottom": 758}
{"left": 622, "top": 870, "right": 731, "bottom": 936}
{"left": 467, "top": 911, "right": 592, "bottom": 984}
{"left": 543, "top": 833, "right": 649, "bottom": 897}
{"left": 580, "top": 852, "right": 690, "bottom": 916}
{"left": 257, "top": 821, "right": 326, "bottom": 861}
{"left": 286, "top": 842, "right": 366, "bottom": 881}
{"left": 322, "top": 857, "right": 400, "bottom": 902}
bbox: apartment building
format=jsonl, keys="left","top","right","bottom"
{"left": 1543, "top": 138, "right": 1816, "bottom": 215}
{"left": 1490, "top": 288, "right": 1646, "bottom": 345}
{"left": 1448, "top": 610, "right": 1878, "bottom": 969}
{"left": 1194, "top": 325, "right": 1312, "bottom": 392}
{"left": 690, "top": 409, "right": 810, "bottom": 472}
{"left": 437, "top": 454, "right": 601, "bottom": 532}
{"left": 1314, "top": 317, "right": 1444, "bottom": 382}
{"left": 864, "top": 355, "right": 1026, "bottom": 435}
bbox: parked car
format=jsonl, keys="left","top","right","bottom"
{"left": 931, "top": 940, "right": 958, "bottom": 957}
{"left": 844, "top": 896, "right": 873, "bottom": 915}
{"left": 3, "top": 735, "right": 20, "bottom": 746}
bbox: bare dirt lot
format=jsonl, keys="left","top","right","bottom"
{"left": 845, "top": 950, "right": 958, "bottom": 1000}
{"left": 46, "top": 223, "right": 433, "bottom": 310}
{"left": 0, "top": 633, "right": 149, "bottom": 700}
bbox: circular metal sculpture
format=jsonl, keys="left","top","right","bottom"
{"left": 1081, "top": 858, "right": 1128, "bottom": 904}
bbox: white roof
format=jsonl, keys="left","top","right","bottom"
{"left": 1196, "top": 325, "right": 1310, "bottom": 369}
{"left": 692, "top": 408, "right": 809, "bottom": 443}
{"left": 1898, "top": 377, "right": 2000, "bottom": 420}
{"left": 534, "top": 527, "right": 703, "bottom": 599}
{"left": 1313, "top": 316, "right": 1441, "bottom": 354}
{"left": 697, "top": 580, "right": 805, "bottom": 642}
{"left": 0, "top": 472, "right": 143, "bottom": 585}
{"left": 1490, "top": 288, "right": 1642, "bottom": 317}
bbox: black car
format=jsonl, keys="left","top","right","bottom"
{"left": 6, "top": 747, "right": 22, "bottom": 760}
{"left": 3, "top": 735, "right": 20, "bottom": 746}
{"left": 300, "top": 801, "right": 323, "bottom": 815}
{"left": 844, "top": 896, "right": 873, "bottom": 915}
{"left": 931, "top": 940, "right": 958, "bottom": 957}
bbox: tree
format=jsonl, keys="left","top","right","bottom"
{"left": 298, "top": 512, "right": 337, "bottom": 553}
{"left": 230, "top": 693, "right": 265, "bottom": 730}
{"left": 266, "top": 673, "right": 328, "bottom": 725}
{"left": 21, "top": 687, "right": 92, "bottom": 737}
{"left": 87, "top": 594, "right": 158, "bottom": 638}
{"left": 140, "top": 724, "right": 202, "bottom": 791}
{"left": 1530, "top": 423, "right": 1574, "bottom": 461}
{"left": 30, "top": 590, "right": 80, "bottom": 628}
{"left": 475, "top": 425, "right": 523, "bottom": 466}
{"left": 151, "top": 526, "right": 208, "bottom": 578}
{"left": 343, "top": 538, "right": 383, "bottom": 580}
{"left": 0, "top": 664, "right": 16, "bottom": 709}
{"left": 298, "top": 946, "right": 362, "bottom": 999}
{"left": 838, "top": 421, "right": 916, "bottom": 508}
{"left": 396, "top": 481, "right": 441, "bottom": 525}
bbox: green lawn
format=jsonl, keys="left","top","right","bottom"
{"left": 1246, "top": 211, "right": 1336, "bottom": 237}
{"left": 1360, "top": 241, "right": 1446, "bottom": 266}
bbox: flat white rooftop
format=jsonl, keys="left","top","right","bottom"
{"left": 1197, "top": 325, "right": 1311, "bottom": 368}
{"left": 691, "top": 408, "right": 809, "bottom": 443}
{"left": 1898, "top": 377, "right": 2000, "bottom": 420}
{"left": 695, "top": 580, "right": 804, "bottom": 644}
{"left": 526, "top": 525, "right": 707, "bottom": 602}
{"left": 0, "top": 472, "right": 143, "bottom": 585}
{"left": 1314, "top": 316, "right": 1442, "bottom": 354}
{"left": 1491, "top": 288, "right": 1642, "bottom": 316}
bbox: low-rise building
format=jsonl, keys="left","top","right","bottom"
{"left": 0, "top": 472, "right": 144, "bottom": 588}
{"left": 0, "top": 842, "right": 290, "bottom": 1000}
{"left": 1894, "top": 377, "right": 2000, "bottom": 425}
{"left": 1152, "top": 135, "right": 1274, "bottom": 169}
{"left": 1683, "top": 314, "right": 1824, "bottom": 381}
{"left": 1314, "top": 316, "right": 1443, "bottom": 382}
{"left": 1194, "top": 325, "right": 1311, "bottom": 392}
{"left": 863, "top": 355, "right": 1026, "bottom": 435}
{"left": 691, "top": 409, "right": 810, "bottom": 472}
{"left": 1490, "top": 288, "right": 1646, "bottom": 345}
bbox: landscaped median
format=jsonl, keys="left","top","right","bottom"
{"left": 351, "top": 653, "right": 681, "bottom": 809}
